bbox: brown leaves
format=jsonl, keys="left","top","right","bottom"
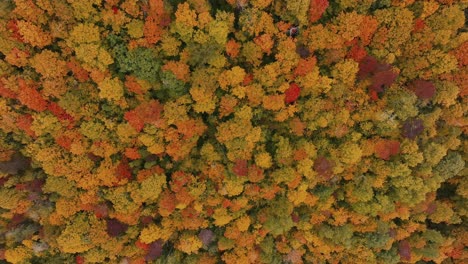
{"left": 0, "top": 152, "right": 30, "bottom": 174}
{"left": 313, "top": 156, "right": 334, "bottom": 180}
{"left": 407, "top": 79, "right": 436, "bottom": 99}
{"left": 106, "top": 218, "right": 129, "bottom": 237}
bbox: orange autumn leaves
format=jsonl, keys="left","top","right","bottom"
{"left": 374, "top": 139, "right": 400, "bottom": 160}
{"left": 0, "top": 0, "right": 466, "bottom": 263}
{"left": 124, "top": 100, "right": 163, "bottom": 132}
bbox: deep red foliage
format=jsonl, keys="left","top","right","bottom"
{"left": 233, "top": 159, "right": 248, "bottom": 176}
{"left": 27, "top": 179, "right": 44, "bottom": 193}
{"left": 370, "top": 70, "right": 398, "bottom": 93}
{"left": 347, "top": 44, "right": 367, "bottom": 62}
{"left": 116, "top": 159, "right": 132, "bottom": 181}
{"left": 0, "top": 176, "right": 9, "bottom": 187}
{"left": 407, "top": 79, "right": 436, "bottom": 99}
{"left": 399, "top": 240, "right": 411, "bottom": 261}
{"left": 48, "top": 102, "right": 74, "bottom": 126}
{"left": 358, "top": 55, "right": 398, "bottom": 99}
{"left": 357, "top": 56, "right": 379, "bottom": 80}
{"left": 243, "top": 74, "right": 254, "bottom": 86}
{"left": 6, "top": 20, "right": 23, "bottom": 42}
{"left": 413, "top": 18, "right": 426, "bottom": 33}
{"left": 285, "top": 83, "right": 301, "bottom": 104}
{"left": 140, "top": 215, "right": 153, "bottom": 226}
{"left": 106, "top": 218, "right": 129, "bottom": 237}
{"left": 426, "top": 202, "right": 437, "bottom": 214}
{"left": 136, "top": 240, "right": 150, "bottom": 251}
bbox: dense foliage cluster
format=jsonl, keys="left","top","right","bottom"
{"left": 0, "top": 0, "right": 467, "bottom": 263}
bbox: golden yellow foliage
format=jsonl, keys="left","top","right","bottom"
{"left": 255, "top": 152, "right": 273, "bottom": 169}
{"left": 218, "top": 66, "right": 246, "bottom": 90}
{"left": 4, "top": 246, "right": 31, "bottom": 264}
{"left": 98, "top": 77, "right": 124, "bottom": 101}
{"left": 263, "top": 94, "right": 285, "bottom": 111}
{"left": 176, "top": 233, "right": 203, "bottom": 254}
{"left": 140, "top": 223, "right": 173, "bottom": 243}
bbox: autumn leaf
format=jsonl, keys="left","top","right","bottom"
{"left": 16, "top": 114, "right": 36, "bottom": 138}
{"left": 357, "top": 55, "right": 379, "bottom": 80}
{"left": 16, "top": 20, "right": 53, "bottom": 48}
{"left": 347, "top": 44, "right": 367, "bottom": 62}
{"left": 5, "top": 47, "right": 30, "bottom": 67}
{"left": 124, "top": 100, "right": 163, "bottom": 132}
{"left": 198, "top": 229, "right": 215, "bottom": 247}
{"left": 0, "top": 152, "right": 30, "bottom": 175}
{"left": 116, "top": 159, "right": 132, "bottom": 181}
{"left": 399, "top": 240, "right": 411, "bottom": 261}
{"left": 124, "top": 148, "right": 141, "bottom": 160}
{"left": 294, "top": 57, "right": 317, "bottom": 76}
{"left": 233, "top": 159, "right": 248, "bottom": 176}
{"left": 0, "top": 80, "right": 17, "bottom": 99}
{"left": 226, "top": 39, "right": 241, "bottom": 58}
{"left": 106, "top": 218, "right": 129, "bottom": 237}
{"left": 370, "top": 70, "right": 398, "bottom": 93}
{"left": 285, "top": 83, "right": 301, "bottom": 104}
{"left": 296, "top": 45, "right": 311, "bottom": 58}
{"left": 374, "top": 139, "right": 400, "bottom": 160}
{"left": 407, "top": 79, "right": 436, "bottom": 99}
{"left": 48, "top": 102, "right": 74, "bottom": 125}
{"left": 162, "top": 61, "right": 190, "bottom": 82}
{"left": 313, "top": 156, "right": 333, "bottom": 179}
{"left": 17, "top": 79, "right": 48, "bottom": 112}
{"left": 402, "top": 118, "right": 424, "bottom": 139}
{"left": 92, "top": 204, "right": 109, "bottom": 219}
{"left": 67, "top": 59, "right": 89, "bottom": 82}
{"left": 309, "top": 0, "right": 329, "bottom": 23}
{"left": 146, "top": 240, "right": 163, "bottom": 261}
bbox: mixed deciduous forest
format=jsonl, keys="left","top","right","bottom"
{"left": 0, "top": 0, "right": 467, "bottom": 263}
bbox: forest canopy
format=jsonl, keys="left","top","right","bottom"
{"left": 0, "top": 0, "right": 467, "bottom": 263}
